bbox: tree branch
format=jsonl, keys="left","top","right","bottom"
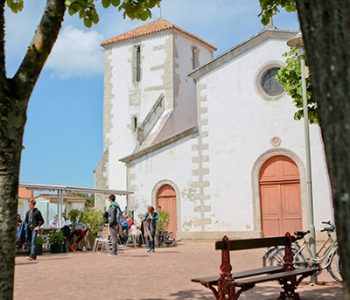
{"left": 0, "top": 0, "right": 5, "bottom": 80}
{"left": 13, "top": 0, "right": 66, "bottom": 102}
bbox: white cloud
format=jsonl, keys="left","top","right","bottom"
{"left": 5, "top": 0, "right": 47, "bottom": 76}
{"left": 46, "top": 26, "right": 104, "bottom": 78}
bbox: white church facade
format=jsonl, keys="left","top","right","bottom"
{"left": 95, "top": 19, "right": 333, "bottom": 239}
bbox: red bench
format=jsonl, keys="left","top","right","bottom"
{"left": 191, "top": 233, "right": 319, "bottom": 299}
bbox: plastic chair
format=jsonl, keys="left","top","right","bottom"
{"left": 125, "top": 225, "right": 143, "bottom": 248}
{"left": 92, "top": 226, "right": 111, "bottom": 252}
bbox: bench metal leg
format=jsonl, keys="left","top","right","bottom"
{"left": 278, "top": 276, "right": 300, "bottom": 300}
{"left": 218, "top": 236, "right": 236, "bottom": 300}
{"left": 202, "top": 283, "right": 219, "bottom": 299}
{"left": 234, "top": 284, "right": 255, "bottom": 300}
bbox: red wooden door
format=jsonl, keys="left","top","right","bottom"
{"left": 157, "top": 185, "right": 177, "bottom": 236}
{"left": 260, "top": 156, "right": 302, "bottom": 237}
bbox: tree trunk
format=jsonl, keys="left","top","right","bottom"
{"left": 0, "top": 1, "right": 23, "bottom": 298}
{"left": 0, "top": 86, "right": 25, "bottom": 300}
{"left": 296, "top": 1, "right": 350, "bottom": 298}
{"left": 0, "top": 1, "right": 65, "bottom": 298}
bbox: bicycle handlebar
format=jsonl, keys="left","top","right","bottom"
{"left": 320, "top": 220, "right": 336, "bottom": 232}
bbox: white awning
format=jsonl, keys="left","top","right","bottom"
{"left": 19, "top": 183, "right": 132, "bottom": 225}
{"left": 19, "top": 183, "right": 132, "bottom": 195}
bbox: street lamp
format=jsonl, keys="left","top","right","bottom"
{"left": 287, "top": 32, "right": 317, "bottom": 282}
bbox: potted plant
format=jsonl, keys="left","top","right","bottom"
{"left": 157, "top": 210, "right": 170, "bottom": 234}
{"left": 157, "top": 210, "right": 170, "bottom": 247}
{"left": 36, "top": 235, "right": 45, "bottom": 255}
{"left": 49, "top": 231, "right": 65, "bottom": 253}
{"left": 79, "top": 209, "right": 105, "bottom": 250}
{"left": 68, "top": 209, "right": 83, "bottom": 224}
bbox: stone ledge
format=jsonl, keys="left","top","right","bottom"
{"left": 177, "top": 230, "right": 262, "bottom": 240}
{"left": 119, "top": 126, "right": 198, "bottom": 163}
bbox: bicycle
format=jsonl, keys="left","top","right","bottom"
{"left": 158, "top": 231, "right": 178, "bottom": 247}
{"left": 262, "top": 221, "right": 342, "bottom": 283}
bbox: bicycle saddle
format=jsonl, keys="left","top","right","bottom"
{"left": 294, "top": 230, "right": 310, "bottom": 239}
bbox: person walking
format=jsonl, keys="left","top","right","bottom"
{"left": 25, "top": 199, "right": 44, "bottom": 261}
{"left": 143, "top": 206, "right": 158, "bottom": 253}
{"left": 108, "top": 194, "right": 122, "bottom": 256}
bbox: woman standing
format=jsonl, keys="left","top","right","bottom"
{"left": 143, "top": 206, "right": 158, "bottom": 252}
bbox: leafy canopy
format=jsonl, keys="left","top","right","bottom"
{"left": 6, "top": 0, "right": 161, "bottom": 27}
{"left": 259, "top": 0, "right": 296, "bottom": 25}
{"left": 259, "top": 0, "right": 319, "bottom": 123}
{"left": 276, "top": 49, "right": 318, "bottom": 124}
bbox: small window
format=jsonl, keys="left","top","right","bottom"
{"left": 260, "top": 68, "right": 283, "bottom": 97}
{"left": 134, "top": 46, "right": 141, "bottom": 82}
{"left": 192, "top": 47, "right": 199, "bottom": 69}
{"left": 132, "top": 116, "right": 138, "bottom": 131}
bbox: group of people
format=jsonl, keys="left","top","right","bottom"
{"left": 106, "top": 194, "right": 159, "bottom": 256}
{"left": 17, "top": 199, "right": 89, "bottom": 260}
{"left": 17, "top": 195, "right": 160, "bottom": 260}
{"left": 60, "top": 220, "right": 89, "bottom": 253}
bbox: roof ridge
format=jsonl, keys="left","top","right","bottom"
{"left": 101, "top": 18, "right": 216, "bottom": 50}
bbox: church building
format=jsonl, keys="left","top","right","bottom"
{"left": 95, "top": 19, "right": 333, "bottom": 239}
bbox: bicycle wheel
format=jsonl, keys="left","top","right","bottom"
{"left": 268, "top": 247, "right": 286, "bottom": 267}
{"left": 327, "top": 250, "right": 343, "bottom": 283}
{"left": 266, "top": 246, "right": 307, "bottom": 268}
{"left": 262, "top": 246, "right": 281, "bottom": 267}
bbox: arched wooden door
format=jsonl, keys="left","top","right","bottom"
{"left": 259, "top": 155, "right": 302, "bottom": 237}
{"left": 157, "top": 184, "right": 177, "bottom": 236}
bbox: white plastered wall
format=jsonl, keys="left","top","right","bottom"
{"left": 127, "top": 136, "right": 196, "bottom": 237}
{"left": 105, "top": 32, "right": 174, "bottom": 193}
{"left": 196, "top": 38, "right": 333, "bottom": 235}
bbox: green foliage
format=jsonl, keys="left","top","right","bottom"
{"left": 69, "top": 192, "right": 95, "bottom": 208}
{"left": 6, "top": 0, "right": 24, "bottom": 13}
{"left": 84, "top": 193, "right": 95, "bottom": 208}
{"left": 79, "top": 209, "right": 105, "bottom": 236}
{"left": 68, "top": 209, "right": 83, "bottom": 223}
{"left": 259, "top": 0, "right": 296, "bottom": 25}
{"left": 49, "top": 231, "right": 65, "bottom": 245}
{"left": 157, "top": 210, "right": 170, "bottom": 233}
{"left": 276, "top": 48, "right": 318, "bottom": 124}
{"left": 7, "top": 0, "right": 161, "bottom": 27}
{"left": 65, "top": 0, "right": 161, "bottom": 28}
{"left": 36, "top": 235, "right": 45, "bottom": 246}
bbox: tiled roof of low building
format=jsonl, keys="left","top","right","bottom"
{"left": 101, "top": 18, "right": 216, "bottom": 50}
{"left": 18, "top": 187, "right": 34, "bottom": 200}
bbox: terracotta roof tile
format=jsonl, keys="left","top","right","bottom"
{"left": 18, "top": 187, "right": 34, "bottom": 200}
{"left": 102, "top": 18, "right": 216, "bottom": 50}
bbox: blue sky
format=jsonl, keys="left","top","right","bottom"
{"left": 8, "top": 0, "right": 299, "bottom": 188}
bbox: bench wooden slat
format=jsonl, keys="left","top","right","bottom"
{"left": 233, "top": 266, "right": 284, "bottom": 279}
{"left": 191, "top": 266, "right": 284, "bottom": 285}
{"left": 216, "top": 236, "right": 296, "bottom": 251}
{"left": 229, "top": 267, "right": 320, "bottom": 287}
{"left": 191, "top": 276, "right": 219, "bottom": 284}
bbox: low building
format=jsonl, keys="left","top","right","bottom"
{"left": 34, "top": 194, "right": 86, "bottom": 227}
{"left": 18, "top": 187, "right": 34, "bottom": 219}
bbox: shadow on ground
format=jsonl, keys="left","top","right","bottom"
{"left": 124, "top": 289, "right": 213, "bottom": 300}
{"left": 241, "top": 285, "right": 342, "bottom": 300}
{"left": 131, "top": 285, "right": 343, "bottom": 300}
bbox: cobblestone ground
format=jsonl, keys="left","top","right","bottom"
{"left": 14, "top": 240, "right": 342, "bottom": 300}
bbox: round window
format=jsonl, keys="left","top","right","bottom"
{"left": 260, "top": 67, "right": 283, "bottom": 97}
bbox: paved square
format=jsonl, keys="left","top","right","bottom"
{"left": 14, "top": 241, "right": 342, "bottom": 299}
